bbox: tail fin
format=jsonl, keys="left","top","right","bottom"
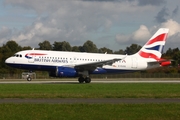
{"left": 137, "top": 28, "right": 169, "bottom": 60}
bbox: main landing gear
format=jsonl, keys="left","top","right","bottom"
{"left": 78, "top": 71, "right": 91, "bottom": 83}
{"left": 78, "top": 76, "right": 91, "bottom": 83}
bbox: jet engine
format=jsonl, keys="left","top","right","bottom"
{"left": 49, "top": 66, "right": 78, "bottom": 77}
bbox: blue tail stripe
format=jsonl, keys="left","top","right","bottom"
{"left": 145, "top": 45, "right": 160, "bottom": 51}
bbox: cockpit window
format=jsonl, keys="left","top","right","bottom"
{"left": 13, "top": 54, "right": 22, "bottom": 58}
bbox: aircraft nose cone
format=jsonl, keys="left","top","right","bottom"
{"left": 5, "top": 57, "right": 12, "bottom": 64}
{"left": 5, "top": 58, "right": 9, "bottom": 64}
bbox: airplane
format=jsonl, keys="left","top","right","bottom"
{"left": 5, "top": 28, "right": 170, "bottom": 83}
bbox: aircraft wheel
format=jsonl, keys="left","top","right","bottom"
{"left": 85, "top": 77, "right": 91, "bottom": 83}
{"left": 78, "top": 77, "right": 84, "bottom": 83}
{"left": 27, "top": 77, "right": 32, "bottom": 81}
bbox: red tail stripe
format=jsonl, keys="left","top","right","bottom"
{"left": 146, "top": 33, "right": 166, "bottom": 45}
{"left": 139, "top": 51, "right": 159, "bottom": 60}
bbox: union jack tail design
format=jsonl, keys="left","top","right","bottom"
{"left": 137, "top": 28, "right": 169, "bottom": 60}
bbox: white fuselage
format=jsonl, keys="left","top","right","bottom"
{"left": 5, "top": 50, "right": 159, "bottom": 74}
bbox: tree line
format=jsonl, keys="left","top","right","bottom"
{"left": 38, "top": 40, "right": 142, "bottom": 54}
{"left": 0, "top": 40, "right": 180, "bottom": 74}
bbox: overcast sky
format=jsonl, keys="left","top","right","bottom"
{"left": 0, "top": 0, "right": 180, "bottom": 51}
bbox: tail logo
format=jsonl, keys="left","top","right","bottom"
{"left": 138, "top": 32, "right": 168, "bottom": 60}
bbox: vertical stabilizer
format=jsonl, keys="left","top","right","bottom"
{"left": 137, "top": 28, "right": 169, "bottom": 60}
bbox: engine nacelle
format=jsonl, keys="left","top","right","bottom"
{"left": 49, "top": 66, "right": 78, "bottom": 77}
{"left": 92, "top": 67, "right": 107, "bottom": 74}
{"left": 160, "top": 61, "right": 171, "bottom": 66}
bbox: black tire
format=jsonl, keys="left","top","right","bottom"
{"left": 27, "top": 77, "right": 32, "bottom": 81}
{"left": 85, "top": 77, "right": 91, "bottom": 83}
{"left": 78, "top": 77, "right": 84, "bottom": 83}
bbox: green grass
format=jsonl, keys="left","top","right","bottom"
{"left": 0, "top": 83, "right": 180, "bottom": 120}
{"left": 0, "top": 103, "right": 180, "bottom": 120}
{"left": 0, "top": 83, "right": 179, "bottom": 98}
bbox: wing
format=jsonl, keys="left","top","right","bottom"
{"left": 74, "top": 58, "right": 122, "bottom": 71}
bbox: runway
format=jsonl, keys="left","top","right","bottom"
{"left": 0, "top": 79, "right": 179, "bottom": 104}
{"left": 1, "top": 78, "right": 180, "bottom": 84}
{"left": 0, "top": 98, "right": 180, "bottom": 104}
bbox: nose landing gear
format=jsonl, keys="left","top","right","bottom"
{"left": 27, "top": 75, "right": 32, "bottom": 81}
{"left": 22, "top": 72, "right": 36, "bottom": 81}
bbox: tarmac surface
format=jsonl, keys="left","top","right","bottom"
{"left": 0, "top": 78, "right": 180, "bottom": 104}
{"left": 1, "top": 78, "right": 180, "bottom": 84}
